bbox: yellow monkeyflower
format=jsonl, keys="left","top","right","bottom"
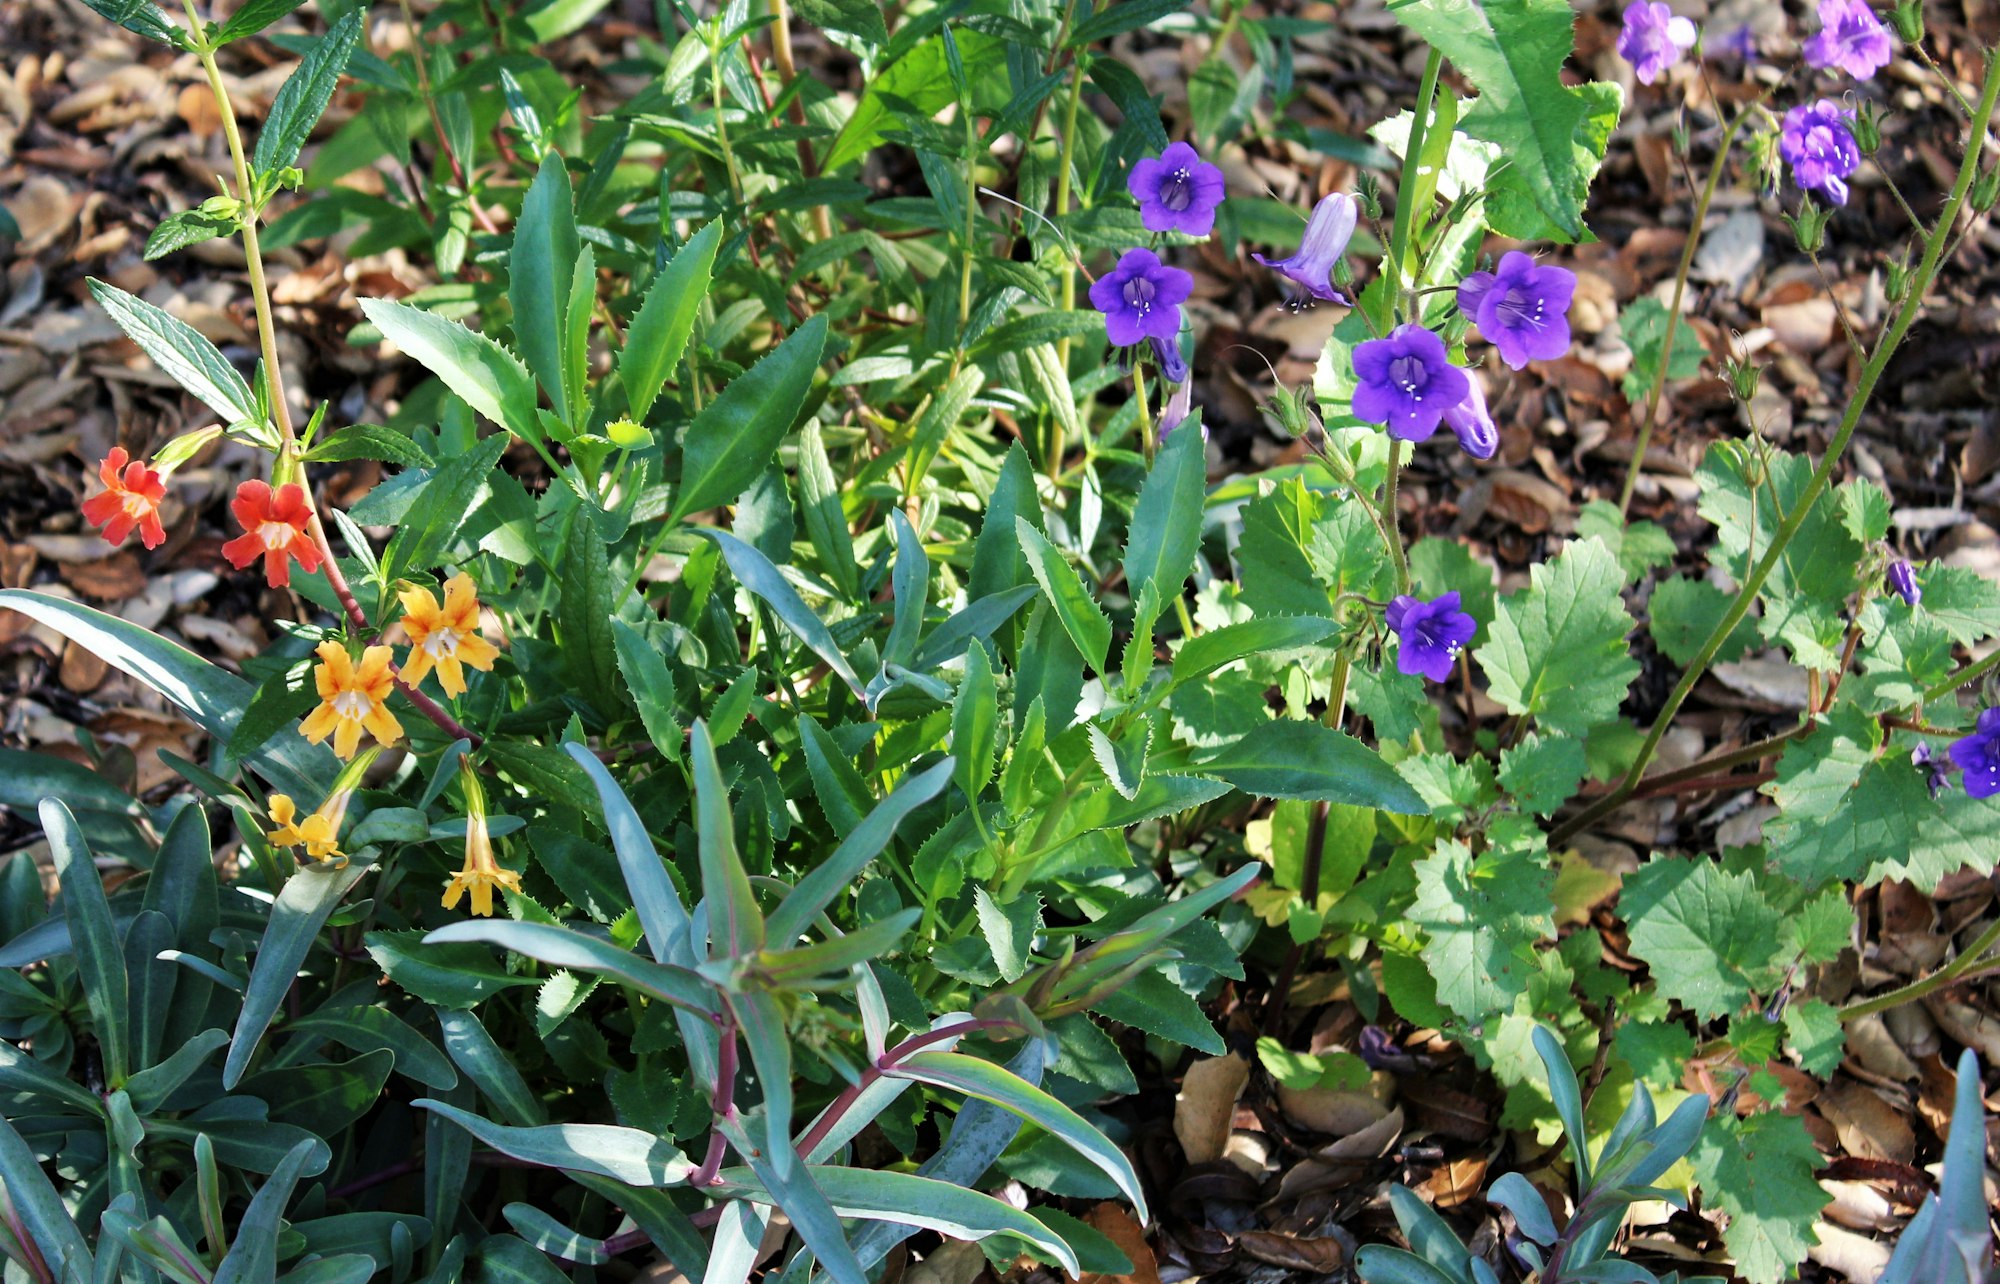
{"left": 398, "top": 575, "right": 500, "bottom": 697}
{"left": 300, "top": 641, "right": 404, "bottom": 760}
{"left": 441, "top": 761, "right": 520, "bottom": 917}
{"left": 267, "top": 794, "right": 344, "bottom": 862}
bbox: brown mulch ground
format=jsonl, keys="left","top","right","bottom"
{"left": 4, "top": 0, "right": 2000, "bottom": 1279}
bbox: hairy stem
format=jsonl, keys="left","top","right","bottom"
{"left": 1565, "top": 55, "right": 2000, "bottom": 843}
{"left": 1841, "top": 914, "right": 2000, "bottom": 1021}
{"left": 1047, "top": 58, "right": 1086, "bottom": 481}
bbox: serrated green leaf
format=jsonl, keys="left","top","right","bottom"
{"left": 1618, "top": 296, "right": 1704, "bottom": 402}
{"left": 359, "top": 298, "right": 538, "bottom": 439}
{"left": 1198, "top": 718, "right": 1427, "bottom": 813}
{"left": 88, "top": 279, "right": 261, "bottom": 426}
{"left": 1409, "top": 831, "right": 1552, "bottom": 1021}
{"left": 1620, "top": 856, "right": 1786, "bottom": 1020}
{"left": 1475, "top": 538, "right": 1637, "bottom": 737}
{"left": 1498, "top": 733, "right": 1588, "bottom": 815}
{"left": 622, "top": 220, "right": 719, "bottom": 421}
{"left": 1123, "top": 420, "right": 1206, "bottom": 607}
{"left": 1784, "top": 999, "right": 1845, "bottom": 1077}
{"left": 1648, "top": 574, "right": 1756, "bottom": 668}
{"left": 1015, "top": 519, "right": 1111, "bottom": 673}
{"left": 255, "top": 12, "right": 362, "bottom": 174}
{"left": 673, "top": 314, "right": 827, "bottom": 520}
{"left": 1689, "top": 1111, "right": 1825, "bottom": 1284}
{"left": 557, "top": 514, "right": 618, "bottom": 700}
{"left": 509, "top": 153, "right": 580, "bottom": 424}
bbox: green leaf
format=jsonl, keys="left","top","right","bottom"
{"left": 365, "top": 929, "right": 537, "bottom": 1008}
{"left": 212, "top": 1141, "right": 323, "bottom": 1284}
{"left": 357, "top": 298, "right": 538, "bottom": 439}
{"left": 1387, "top": 0, "right": 1610, "bottom": 241}
{"left": 79, "top": 0, "right": 180, "bottom": 43}
{"left": 973, "top": 888, "right": 1039, "bottom": 984}
{"left": 557, "top": 515, "right": 618, "bottom": 699}
{"left": 1167, "top": 616, "right": 1337, "bottom": 691}
{"left": 672, "top": 313, "right": 828, "bottom": 521}
{"left": 1617, "top": 296, "right": 1705, "bottom": 402}
{"left": 417, "top": 1098, "right": 694, "bottom": 1185}
{"left": 1696, "top": 443, "right": 1863, "bottom": 654}
{"left": 1785, "top": 999, "right": 1845, "bottom": 1078}
{"left": 690, "top": 721, "right": 764, "bottom": 958}
{"left": 1474, "top": 538, "right": 1638, "bottom": 737}
{"left": 1015, "top": 520, "right": 1111, "bottom": 673}
{"left": 767, "top": 759, "right": 953, "bottom": 944}
{"left": 226, "top": 861, "right": 369, "bottom": 1088}
{"left": 1498, "top": 733, "right": 1589, "bottom": 816}
{"left": 881, "top": 1052, "right": 1145, "bottom": 1224}
{"left": 1196, "top": 719, "right": 1426, "bottom": 813}
{"left": 969, "top": 443, "right": 1040, "bottom": 601}
{"left": 242, "top": 1049, "right": 393, "bottom": 1137}
{"left": 287, "top": 1006, "right": 459, "bottom": 1091}
{"left": 43, "top": 800, "right": 131, "bottom": 1086}
{"left": 87, "top": 279, "right": 261, "bottom": 426}
{"left": 1648, "top": 574, "right": 1755, "bottom": 668}
{"left": 255, "top": 12, "right": 363, "bottom": 174}
{"left": 952, "top": 642, "right": 1000, "bottom": 804}
{"left": 1915, "top": 565, "right": 2000, "bottom": 646}
{"left": 825, "top": 31, "right": 1007, "bottom": 171}
{"left": 510, "top": 153, "right": 580, "bottom": 424}
{"left": 622, "top": 220, "right": 719, "bottom": 421}
{"left": 1093, "top": 969, "right": 1225, "bottom": 1054}
{"left": 0, "top": 1039, "right": 106, "bottom": 1117}
{"left": 438, "top": 1009, "right": 545, "bottom": 1126}
{"left": 1067, "top": 0, "right": 1180, "bottom": 44}
{"left": 303, "top": 422, "right": 433, "bottom": 467}
{"left": 1574, "top": 499, "right": 1676, "bottom": 583}
{"left": 214, "top": 0, "right": 308, "bottom": 42}
{"left": 144, "top": 207, "right": 237, "bottom": 261}
{"left": 1123, "top": 419, "right": 1207, "bottom": 610}
{"left": 798, "top": 420, "right": 858, "bottom": 600}
{"left": 564, "top": 746, "right": 697, "bottom": 964}
{"left": 1689, "top": 1112, "right": 1825, "bottom": 1284}
{"left": 1407, "top": 538, "right": 1496, "bottom": 634}
{"left": 1620, "top": 856, "right": 1786, "bottom": 1020}
{"left": 612, "top": 620, "right": 683, "bottom": 762}
{"left": 883, "top": 509, "right": 929, "bottom": 668}
{"left": 700, "top": 528, "right": 863, "bottom": 695}
{"left": 1409, "top": 830, "right": 1553, "bottom": 1021}
{"left": 423, "top": 919, "right": 714, "bottom": 1015}
{"left": 791, "top": 0, "right": 887, "bottom": 42}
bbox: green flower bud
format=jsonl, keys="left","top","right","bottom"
{"left": 1786, "top": 197, "right": 1830, "bottom": 254}
{"left": 1724, "top": 355, "right": 1763, "bottom": 404}
{"left": 1849, "top": 102, "right": 1883, "bottom": 155}
{"left": 1972, "top": 166, "right": 2000, "bottom": 213}
{"left": 1888, "top": 0, "right": 1923, "bottom": 43}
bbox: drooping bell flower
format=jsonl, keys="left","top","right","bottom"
{"left": 397, "top": 574, "right": 501, "bottom": 697}
{"left": 1252, "top": 193, "right": 1356, "bottom": 307}
{"left": 300, "top": 640, "right": 404, "bottom": 760}
{"left": 1804, "top": 0, "right": 1893, "bottom": 80}
{"left": 1159, "top": 380, "right": 1197, "bottom": 441}
{"left": 221, "top": 479, "right": 323, "bottom": 588}
{"left": 1456, "top": 252, "right": 1577, "bottom": 370}
{"left": 1886, "top": 559, "right": 1922, "bottom": 607}
{"left": 1442, "top": 375, "right": 1499, "bottom": 460}
{"left": 1780, "top": 101, "right": 1863, "bottom": 206}
{"left": 1912, "top": 742, "right": 1950, "bottom": 799}
{"left": 1617, "top": 0, "right": 1698, "bottom": 84}
{"left": 1386, "top": 591, "right": 1477, "bottom": 683}
{"left": 1089, "top": 248, "right": 1193, "bottom": 347}
{"left": 442, "top": 760, "right": 520, "bottom": 917}
{"left": 1148, "top": 335, "right": 1190, "bottom": 386}
{"left": 1351, "top": 324, "right": 1470, "bottom": 442}
{"left": 1128, "top": 141, "right": 1227, "bottom": 237}
{"left": 81, "top": 448, "right": 169, "bottom": 550}
{"left": 1945, "top": 708, "right": 2000, "bottom": 800}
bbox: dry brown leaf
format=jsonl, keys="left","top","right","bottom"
{"left": 904, "top": 1240, "right": 986, "bottom": 1284}
{"left": 1233, "top": 1230, "right": 1345, "bottom": 1273}
{"left": 59, "top": 641, "right": 108, "bottom": 693}
{"left": 1275, "top": 1071, "right": 1394, "bottom": 1138}
{"left": 1075, "top": 1204, "right": 1158, "bottom": 1284}
{"left": 1415, "top": 1154, "right": 1489, "bottom": 1208}
{"left": 1819, "top": 1080, "right": 1915, "bottom": 1165}
{"left": 1173, "top": 1054, "right": 1249, "bottom": 1165}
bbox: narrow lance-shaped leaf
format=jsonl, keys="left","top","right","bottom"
{"left": 691, "top": 720, "right": 764, "bottom": 958}
{"left": 1015, "top": 519, "right": 1111, "bottom": 673}
{"left": 882, "top": 509, "right": 929, "bottom": 668}
{"left": 254, "top": 11, "right": 364, "bottom": 174}
{"left": 415, "top": 1099, "right": 694, "bottom": 1186}
{"left": 768, "top": 758, "right": 954, "bottom": 944}
{"left": 225, "top": 860, "right": 370, "bottom": 1088}
{"left": 358, "top": 298, "right": 539, "bottom": 440}
{"left": 43, "top": 800, "right": 130, "bottom": 1086}
{"left": 88, "top": 280, "right": 261, "bottom": 427}
{"left": 424, "top": 919, "right": 716, "bottom": 1016}
{"left": 621, "top": 219, "right": 720, "bottom": 421}
{"left": 510, "top": 153, "right": 580, "bottom": 424}
{"left": 212, "top": 1140, "right": 321, "bottom": 1284}
{"left": 1123, "top": 419, "right": 1207, "bottom": 609}
{"left": 700, "top": 529, "right": 863, "bottom": 695}
{"left": 672, "top": 313, "right": 828, "bottom": 520}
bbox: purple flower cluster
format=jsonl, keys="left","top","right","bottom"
{"left": 1948, "top": 709, "right": 2000, "bottom": 800}
{"left": 1387, "top": 592, "right": 1477, "bottom": 682}
{"left": 1352, "top": 325, "right": 1470, "bottom": 443}
{"left": 1804, "top": 0, "right": 1893, "bottom": 80}
{"left": 1617, "top": 0, "right": 1698, "bottom": 84}
{"left": 1129, "top": 141, "right": 1227, "bottom": 238}
{"left": 1458, "top": 252, "right": 1577, "bottom": 370}
{"left": 1780, "top": 100, "right": 1863, "bottom": 205}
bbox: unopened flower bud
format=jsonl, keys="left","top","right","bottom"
{"left": 1888, "top": 0, "right": 1922, "bottom": 43}
{"left": 1356, "top": 173, "right": 1384, "bottom": 221}
{"left": 1849, "top": 102, "right": 1884, "bottom": 155}
{"left": 1786, "top": 197, "right": 1830, "bottom": 253}
{"left": 1724, "top": 355, "right": 1763, "bottom": 403}
{"left": 1972, "top": 165, "right": 2000, "bottom": 213}
{"left": 1885, "top": 251, "right": 1912, "bottom": 303}
{"left": 1672, "top": 115, "right": 1690, "bottom": 153}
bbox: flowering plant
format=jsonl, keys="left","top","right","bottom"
{"left": 4, "top": 0, "right": 1999, "bottom": 1281}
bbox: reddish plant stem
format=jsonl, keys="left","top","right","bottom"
{"left": 791, "top": 1019, "right": 1016, "bottom": 1160}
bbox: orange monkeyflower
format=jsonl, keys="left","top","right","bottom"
{"left": 300, "top": 641, "right": 404, "bottom": 760}
{"left": 398, "top": 575, "right": 500, "bottom": 696}
{"left": 267, "top": 794, "right": 345, "bottom": 862}
{"left": 221, "top": 480, "right": 323, "bottom": 588}
{"left": 81, "top": 448, "right": 168, "bottom": 550}
{"left": 441, "top": 763, "right": 519, "bottom": 917}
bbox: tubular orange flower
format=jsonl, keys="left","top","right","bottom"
{"left": 300, "top": 641, "right": 404, "bottom": 760}
{"left": 221, "top": 480, "right": 323, "bottom": 588}
{"left": 398, "top": 575, "right": 501, "bottom": 696}
{"left": 267, "top": 793, "right": 345, "bottom": 862}
{"left": 81, "top": 448, "right": 168, "bottom": 550}
{"left": 442, "top": 762, "right": 519, "bottom": 916}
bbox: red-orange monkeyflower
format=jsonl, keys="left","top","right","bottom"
{"left": 81, "top": 448, "right": 168, "bottom": 550}
{"left": 221, "top": 480, "right": 322, "bottom": 588}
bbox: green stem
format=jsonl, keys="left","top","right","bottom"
{"left": 1380, "top": 444, "right": 1409, "bottom": 593}
{"left": 1923, "top": 644, "right": 2000, "bottom": 705}
{"left": 1617, "top": 103, "right": 1756, "bottom": 514}
{"left": 1841, "top": 915, "right": 2000, "bottom": 1021}
{"left": 1048, "top": 59, "right": 1086, "bottom": 480}
{"left": 1388, "top": 47, "right": 1444, "bottom": 302}
{"left": 709, "top": 25, "right": 746, "bottom": 213}
{"left": 1569, "top": 55, "right": 2000, "bottom": 844}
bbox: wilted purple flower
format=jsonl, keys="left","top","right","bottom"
{"left": 1148, "top": 335, "right": 1189, "bottom": 385}
{"left": 1457, "top": 252, "right": 1576, "bottom": 370}
{"left": 1352, "top": 324, "right": 1471, "bottom": 442}
{"left": 1913, "top": 742, "right": 1950, "bottom": 799}
{"left": 1252, "top": 193, "right": 1357, "bottom": 307}
{"left": 1159, "top": 379, "right": 1198, "bottom": 441}
{"left": 1715, "top": 23, "right": 1761, "bottom": 61}
{"left": 1887, "top": 559, "right": 1921, "bottom": 607}
{"left": 1617, "top": 0, "right": 1698, "bottom": 84}
{"left": 1443, "top": 374, "right": 1499, "bottom": 460}
{"left": 1386, "top": 591, "right": 1477, "bottom": 682}
{"left": 1781, "top": 101, "right": 1863, "bottom": 206}
{"left": 1946, "top": 708, "right": 2000, "bottom": 800}
{"left": 1089, "top": 248, "right": 1192, "bottom": 347}
{"left": 1804, "top": 0, "right": 1893, "bottom": 80}
{"left": 1129, "top": 141, "right": 1227, "bottom": 238}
